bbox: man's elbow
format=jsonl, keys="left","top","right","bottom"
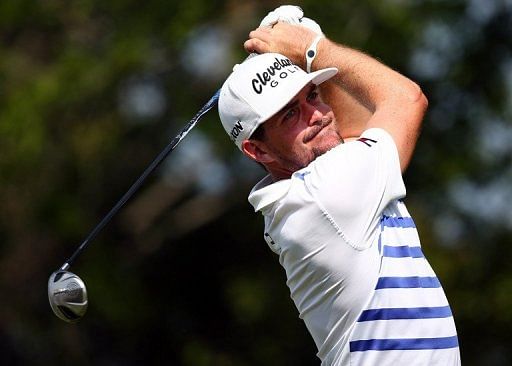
{"left": 407, "top": 82, "right": 429, "bottom": 117}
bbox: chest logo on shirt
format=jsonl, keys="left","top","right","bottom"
{"left": 357, "top": 137, "right": 377, "bottom": 147}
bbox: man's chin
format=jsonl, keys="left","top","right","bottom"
{"left": 312, "top": 136, "right": 342, "bottom": 159}
{"left": 317, "top": 128, "right": 343, "bottom": 147}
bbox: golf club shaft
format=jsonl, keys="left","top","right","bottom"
{"left": 60, "top": 89, "right": 221, "bottom": 271}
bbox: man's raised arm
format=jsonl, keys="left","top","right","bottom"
{"left": 244, "top": 22, "right": 428, "bottom": 172}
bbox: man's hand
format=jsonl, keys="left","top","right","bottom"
{"left": 245, "top": 6, "right": 325, "bottom": 68}
{"left": 244, "top": 22, "right": 317, "bottom": 68}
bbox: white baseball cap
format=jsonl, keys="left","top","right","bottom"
{"left": 218, "top": 53, "right": 338, "bottom": 150}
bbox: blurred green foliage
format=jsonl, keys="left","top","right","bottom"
{"left": 1, "top": 0, "right": 511, "bottom": 365}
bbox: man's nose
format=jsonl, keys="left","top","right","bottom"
{"left": 305, "top": 104, "right": 324, "bottom": 126}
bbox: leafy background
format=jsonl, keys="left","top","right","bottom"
{"left": 1, "top": 0, "right": 511, "bottom": 365}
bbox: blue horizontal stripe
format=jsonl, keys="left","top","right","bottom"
{"left": 383, "top": 245, "right": 424, "bottom": 258}
{"left": 358, "top": 306, "right": 453, "bottom": 322}
{"left": 350, "top": 336, "right": 459, "bottom": 352}
{"left": 376, "top": 276, "right": 441, "bottom": 289}
{"left": 381, "top": 216, "right": 416, "bottom": 228}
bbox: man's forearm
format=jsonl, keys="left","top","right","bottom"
{"left": 312, "top": 38, "right": 423, "bottom": 115}
{"left": 314, "top": 37, "right": 427, "bottom": 171}
{"left": 318, "top": 78, "right": 372, "bottom": 141}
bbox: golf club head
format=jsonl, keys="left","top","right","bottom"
{"left": 48, "top": 271, "right": 88, "bottom": 323}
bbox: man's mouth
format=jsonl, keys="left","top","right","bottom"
{"left": 303, "top": 117, "right": 332, "bottom": 143}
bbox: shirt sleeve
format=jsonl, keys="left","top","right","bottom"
{"left": 305, "top": 128, "right": 406, "bottom": 250}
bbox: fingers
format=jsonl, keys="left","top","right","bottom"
{"left": 244, "top": 27, "right": 272, "bottom": 54}
{"left": 244, "top": 38, "right": 268, "bottom": 54}
{"left": 249, "top": 26, "right": 272, "bottom": 40}
{"left": 243, "top": 22, "right": 315, "bottom": 59}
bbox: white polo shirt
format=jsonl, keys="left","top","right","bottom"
{"left": 248, "top": 128, "right": 460, "bottom": 365}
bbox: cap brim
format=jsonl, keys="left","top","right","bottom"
{"left": 310, "top": 67, "right": 338, "bottom": 86}
{"left": 254, "top": 67, "right": 338, "bottom": 133}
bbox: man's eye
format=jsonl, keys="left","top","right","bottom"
{"left": 307, "top": 91, "right": 318, "bottom": 102}
{"left": 283, "top": 107, "right": 297, "bottom": 121}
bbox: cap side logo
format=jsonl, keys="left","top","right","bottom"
{"left": 230, "top": 120, "right": 244, "bottom": 141}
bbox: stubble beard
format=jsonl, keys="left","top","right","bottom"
{"left": 276, "top": 129, "right": 343, "bottom": 173}
{"left": 311, "top": 129, "right": 343, "bottom": 160}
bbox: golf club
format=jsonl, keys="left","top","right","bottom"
{"left": 48, "top": 51, "right": 257, "bottom": 323}
{"left": 48, "top": 88, "right": 221, "bottom": 322}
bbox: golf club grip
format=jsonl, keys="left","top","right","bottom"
{"left": 60, "top": 90, "right": 221, "bottom": 271}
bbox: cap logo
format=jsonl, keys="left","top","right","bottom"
{"left": 229, "top": 120, "right": 244, "bottom": 141}
{"left": 251, "top": 57, "right": 299, "bottom": 94}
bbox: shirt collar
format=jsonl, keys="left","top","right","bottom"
{"left": 248, "top": 174, "right": 291, "bottom": 212}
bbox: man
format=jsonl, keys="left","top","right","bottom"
{"left": 218, "top": 6, "right": 460, "bottom": 365}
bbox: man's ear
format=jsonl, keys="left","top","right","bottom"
{"left": 242, "top": 139, "right": 274, "bottom": 164}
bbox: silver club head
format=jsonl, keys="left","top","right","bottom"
{"left": 48, "top": 271, "right": 88, "bottom": 322}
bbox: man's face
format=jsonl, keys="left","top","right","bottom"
{"left": 250, "top": 83, "right": 343, "bottom": 175}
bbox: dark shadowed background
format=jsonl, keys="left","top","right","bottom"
{"left": 1, "top": 0, "right": 511, "bottom": 365}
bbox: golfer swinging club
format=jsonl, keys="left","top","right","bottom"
{"left": 218, "top": 6, "right": 460, "bottom": 365}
